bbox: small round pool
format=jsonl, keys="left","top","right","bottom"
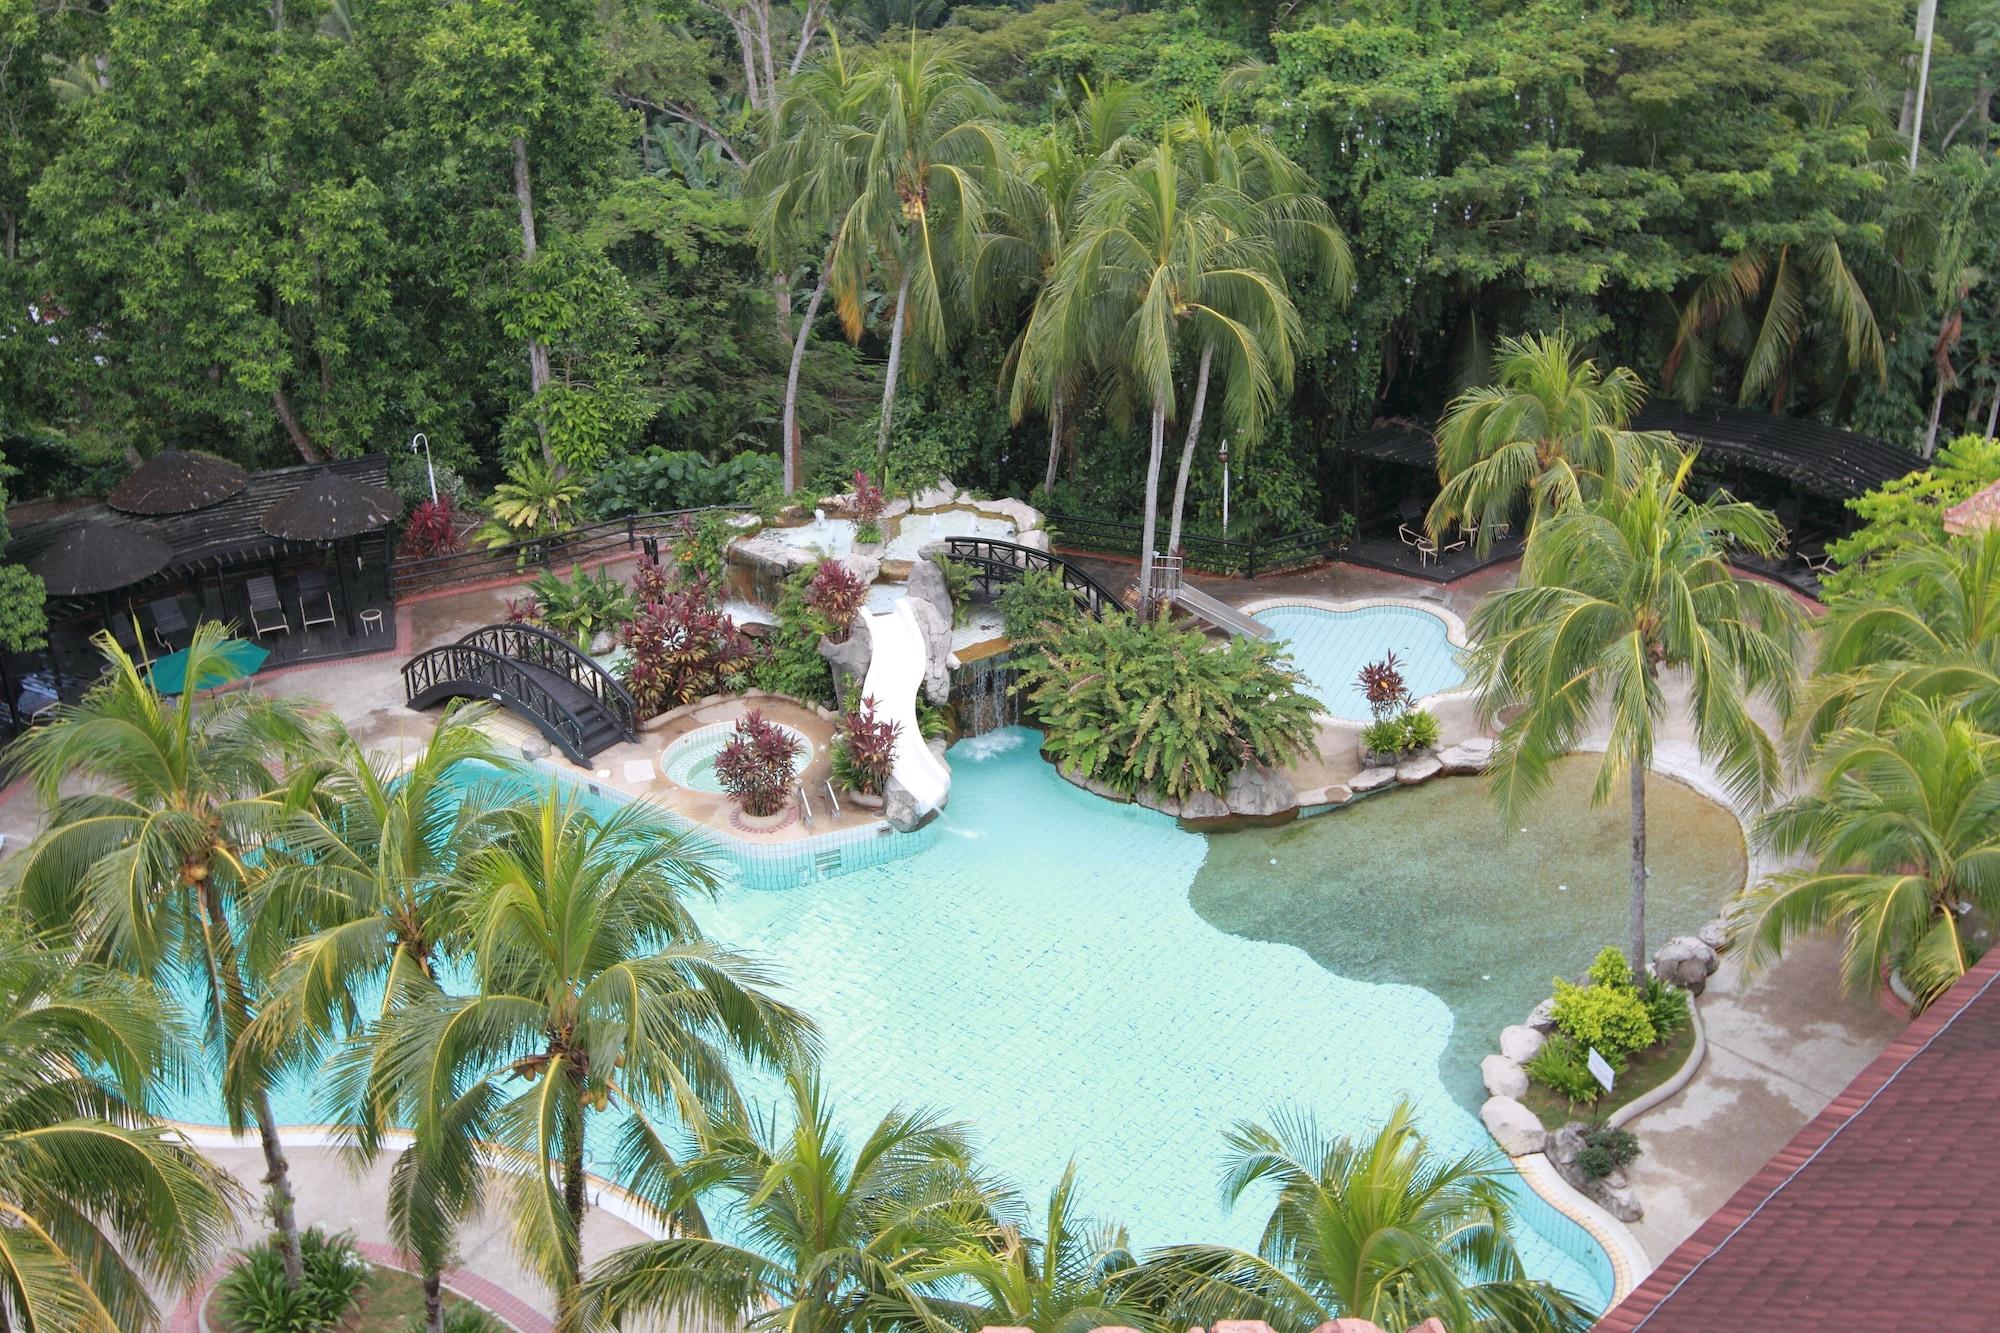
{"left": 661, "top": 721, "right": 813, "bottom": 793}
{"left": 1251, "top": 599, "right": 1468, "bottom": 722}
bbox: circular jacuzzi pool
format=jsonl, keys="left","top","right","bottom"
{"left": 1248, "top": 598, "right": 1471, "bottom": 722}
{"left": 660, "top": 721, "right": 813, "bottom": 793}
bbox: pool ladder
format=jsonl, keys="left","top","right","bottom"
{"left": 796, "top": 780, "right": 842, "bottom": 830}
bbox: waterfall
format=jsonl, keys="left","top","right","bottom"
{"left": 951, "top": 652, "right": 1022, "bottom": 736}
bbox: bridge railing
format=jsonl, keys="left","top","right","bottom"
{"left": 941, "top": 537, "right": 1122, "bottom": 619}
{"left": 401, "top": 642, "right": 593, "bottom": 762}
{"left": 456, "top": 622, "right": 639, "bottom": 741}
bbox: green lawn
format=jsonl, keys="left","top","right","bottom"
{"left": 1521, "top": 1021, "right": 1699, "bottom": 1131}
{"left": 204, "top": 1261, "right": 503, "bottom": 1331}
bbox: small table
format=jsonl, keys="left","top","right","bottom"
{"left": 358, "top": 608, "right": 385, "bottom": 635}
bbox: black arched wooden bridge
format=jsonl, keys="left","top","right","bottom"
{"left": 941, "top": 537, "right": 1121, "bottom": 620}
{"left": 402, "top": 623, "right": 638, "bottom": 764}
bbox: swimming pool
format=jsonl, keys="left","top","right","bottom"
{"left": 154, "top": 731, "right": 1619, "bottom": 1310}
{"left": 1250, "top": 600, "right": 1468, "bottom": 722}
{"left": 660, "top": 720, "right": 813, "bottom": 793}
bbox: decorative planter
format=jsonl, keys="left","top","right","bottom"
{"left": 733, "top": 805, "right": 793, "bottom": 831}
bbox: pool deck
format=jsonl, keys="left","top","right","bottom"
{"left": 0, "top": 548, "right": 1906, "bottom": 1309}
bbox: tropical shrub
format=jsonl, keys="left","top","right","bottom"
{"left": 1358, "top": 651, "right": 1411, "bottom": 721}
{"left": 477, "top": 455, "right": 586, "bottom": 547}
{"left": 1550, "top": 948, "right": 1657, "bottom": 1063}
{"left": 1587, "top": 946, "right": 1638, "bottom": 991}
{"left": 1823, "top": 434, "right": 2000, "bottom": 601}
{"left": 504, "top": 593, "right": 540, "bottom": 625}
{"left": 1573, "top": 1126, "right": 1641, "bottom": 1182}
{"left": 622, "top": 582, "right": 755, "bottom": 716}
{"left": 1523, "top": 1036, "right": 1603, "bottom": 1106}
{"left": 1018, "top": 612, "right": 1318, "bottom": 800}
{"left": 1403, "top": 708, "right": 1441, "bottom": 750}
{"left": 714, "top": 710, "right": 802, "bottom": 816}
{"left": 631, "top": 553, "right": 672, "bottom": 603}
{"left": 400, "top": 495, "right": 465, "bottom": 560}
{"left": 805, "top": 560, "right": 869, "bottom": 643}
{"left": 529, "top": 563, "right": 635, "bottom": 647}
{"left": 389, "top": 449, "right": 470, "bottom": 507}
{"left": 399, "top": 1309, "right": 509, "bottom": 1333}
{"left": 214, "top": 1228, "right": 369, "bottom": 1333}
{"left": 831, "top": 696, "right": 900, "bottom": 797}
{"left": 750, "top": 568, "right": 835, "bottom": 705}
{"left": 997, "top": 568, "right": 1080, "bottom": 642}
{"left": 584, "top": 447, "right": 778, "bottom": 516}
{"left": 938, "top": 557, "right": 976, "bottom": 624}
{"left": 1360, "top": 717, "right": 1407, "bottom": 759}
{"left": 671, "top": 511, "right": 733, "bottom": 588}
{"left": 1642, "top": 976, "right": 1692, "bottom": 1040}
{"left": 851, "top": 469, "right": 886, "bottom": 545}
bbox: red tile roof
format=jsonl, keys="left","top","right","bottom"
{"left": 1596, "top": 947, "right": 2000, "bottom": 1332}
{"left": 1943, "top": 477, "right": 2000, "bottom": 535}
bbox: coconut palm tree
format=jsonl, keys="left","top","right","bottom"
{"left": 843, "top": 35, "right": 1011, "bottom": 475}
{"left": 239, "top": 703, "right": 513, "bottom": 1333}
{"left": 361, "top": 791, "right": 814, "bottom": 1330}
{"left": 1466, "top": 456, "right": 1805, "bottom": 972}
{"left": 914, "top": 1163, "right": 1160, "bottom": 1333}
{"left": 1797, "top": 528, "right": 2000, "bottom": 752}
{"left": 582, "top": 1065, "right": 1012, "bottom": 1333}
{"left": 1736, "top": 704, "right": 2000, "bottom": 1012}
{"left": 1159, "top": 111, "right": 1350, "bottom": 558}
{"left": 1127, "top": 1100, "right": 1588, "bottom": 1333}
{"left": 2, "top": 624, "right": 323, "bottom": 1283}
{"left": 1427, "top": 331, "right": 1681, "bottom": 554}
{"left": 0, "top": 932, "right": 243, "bottom": 1331}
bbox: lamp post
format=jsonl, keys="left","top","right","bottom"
{"left": 410, "top": 432, "right": 437, "bottom": 504}
{"left": 1220, "top": 437, "right": 1231, "bottom": 541}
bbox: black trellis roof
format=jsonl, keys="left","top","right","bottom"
{"left": 9, "top": 455, "right": 393, "bottom": 585}
{"left": 1329, "top": 406, "right": 1920, "bottom": 502}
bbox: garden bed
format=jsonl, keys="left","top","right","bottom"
{"left": 1521, "top": 1020, "right": 1697, "bottom": 1131}
{"left": 203, "top": 1261, "right": 507, "bottom": 1332}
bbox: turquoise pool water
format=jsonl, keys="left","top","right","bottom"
{"left": 1252, "top": 602, "right": 1467, "bottom": 721}
{"left": 157, "top": 730, "right": 1612, "bottom": 1309}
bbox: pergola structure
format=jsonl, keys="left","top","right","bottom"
{"left": 4, "top": 454, "right": 399, "bottom": 725}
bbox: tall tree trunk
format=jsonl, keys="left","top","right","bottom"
{"left": 1041, "top": 388, "right": 1064, "bottom": 495}
{"left": 1906, "top": 0, "right": 1939, "bottom": 170}
{"left": 876, "top": 272, "right": 911, "bottom": 476}
{"left": 1628, "top": 759, "right": 1648, "bottom": 976}
{"left": 559, "top": 1116, "right": 588, "bottom": 1331}
{"left": 423, "top": 1269, "right": 445, "bottom": 1333}
{"left": 512, "top": 135, "right": 552, "bottom": 463}
{"left": 271, "top": 387, "right": 323, "bottom": 463}
{"left": 1166, "top": 341, "right": 1214, "bottom": 558}
{"left": 1987, "top": 385, "right": 2000, "bottom": 441}
{"left": 1137, "top": 399, "right": 1166, "bottom": 610}
{"left": 782, "top": 261, "right": 830, "bottom": 493}
{"left": 1924, "top": 373, "right": 1948, "bottom": 459}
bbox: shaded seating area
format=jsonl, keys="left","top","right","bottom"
{"left": 3, "top": 454, "right": 400, "bottom": 725}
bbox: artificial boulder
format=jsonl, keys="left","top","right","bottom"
{"left": 904, "top": 595, "right": 954, "bottom": 704}
{"left": 1653, "top": 935, "right": 1720, "bottom": 995}
{"left": 1478, "top": 1097, "right": 1545, "bottom": 1156}
{"left": 1435, "top": 740, "right": 1493, "bottom": 774}
{"left": 819, "top": 615, "right": 873, "bottom": 704}
{"left": 1547, "top": 1123, "right": 1644, "bottom": 1222}
{"left": 1697, "top": 918, "right": 1733, "bottom": 953}
{"left": 834, "top": 552, "right": 882, "bottom": 588}
{"left": 1481, "top": 1055, "right": 1529, "bottom": 1100}
{"left": 1394, "top": 755, "right": 1443, "bottom": 784}
{"left": 1224, "top": 761, "right": 1296, "bottom": 817}
{"left": 883, "top": 775, "right": 928, "bottom": 833}
{"left": 1500, "top": 1024, "right": 1547, "bottom": 1063}
{"left": 1350, "top": 766, "right": 1398, "bottom": 794}
{"left": 1527, "top": 997, "right": 1559, "bottom": 1034}
{"left": 906, "top": 556, "right": 954, "bottom": 626}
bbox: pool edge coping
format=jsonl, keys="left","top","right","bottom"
{"left": 1237, "top": 594, "right": 1480, "bottom": 726}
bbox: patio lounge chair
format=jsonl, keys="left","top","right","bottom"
{"left": 297, "top": 568, "right": 336, "bottom": 631}
{"left": 144, "top": 596, "right": 189, "bottom": 650}
{"left": 246, "top": 575, "right": 290, "bottom": 638}
{"left": 1398, "top": 522, "right": 1440, "bottom": 564}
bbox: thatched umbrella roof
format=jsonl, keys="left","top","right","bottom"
{"left": 259, "top": 471, "right": 402, "bottom": 542}
{"left": 107, "top": 449, "right": 249, "bottom": 515}
{"left": 28, "top": 520, "right": 171, "bottom": 596}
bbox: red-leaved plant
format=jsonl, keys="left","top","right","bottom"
{"left": 713, "top": 709, "right": 802, "bottom": 816}
{"left": 805, "top": 560, "right": 869, "bottom": 643}
{"left": 620, "top": 580, "right": 754, "bottom": 716}
{"left": 631, "top": 554, "right": 673, "bottom": 604}
{"left": 831, "top": 695, "right": 901, "bottom": 797}
{"left": 851, "top": 470, "right": 886, "bottom": 525}
{"left": 400, "top": 496, "right": 464, "bottom": 559}
{"left": 1357, "top": 651, "right": 1411, "bottom": 722}
{"left": 504, "top": 593, "right": 541, "bottom": 625}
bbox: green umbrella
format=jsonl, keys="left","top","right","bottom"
{"left": 147, "top": 639, "right": 270, "bottom": 695}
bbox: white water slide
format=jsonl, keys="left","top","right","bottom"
{"left": 859, "top": 600, "right": 952, "bottom": 816}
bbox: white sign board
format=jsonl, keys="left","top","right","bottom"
{"left": 1587, "top": 1046, "right": 1617, "bottom": 1093}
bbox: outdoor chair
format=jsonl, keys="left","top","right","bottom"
{"left": 297, "top": 568, "right": 336, "bottom": 631}
{"left": 245, "top": 575, "right": 291, "bottom": 638}
{"left": 144, "top": 596, "right": 189, "bottom": 651}
{"left": 1398, "top": 522, "right": 1440, "bottom": 564}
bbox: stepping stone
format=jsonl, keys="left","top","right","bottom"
{"left": 1395, "top": 755, "right": 1443, "bottom": 784}
{"left": 1350, "top": 766, "right": 1398, "bottom": 793}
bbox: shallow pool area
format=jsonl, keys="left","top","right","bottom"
{"left": 761, "top": 510, "right": 1018, "bottom": 561}
{"left": 660, "top": 720, "right": 813, "bottom": 793}
{"left": 1251, "top": 600, "right": 1468, "bottom": 721}
{"left": 154, "top": 729, "right": 1620, "bottom": 1311}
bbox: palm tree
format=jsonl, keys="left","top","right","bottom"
{"left": 1427, "top": 331, "right": 1680, "bottom": 554}
{"left": 1159, "top": 111, "right": 1350, "bottom": 558}
{"left": 1128, "top": 1100, "right": 1587, "bottom": 1333}
{"left": 1466, "top": 456, "right": 1805, "bottom": 971}
{"left": 843, "top": 35, "right": 1010, "bottom": 474}
{"left": 1798, "top": 529, "right": 2000, "bottom": 751}
{"left": 2, "top": 625, "right": 322, "bottom": 1282}
{"left": 362, "top": 791, "right": 814, "bottom": 1329}
{"left": 1737, "top": 705, "right": 2000, "bottom": 1012}
{"left": 583, "top": 1065, "right": 1011, "bottom": 1333}
{"left": 0, "top": 932, "right": 243, "bottom": 1331}
{"left": 915, "top": 1163, "right": 1159, "bottom": 1333}
{"left": 240, "top": 703, "right": 512, "bottom": 1333}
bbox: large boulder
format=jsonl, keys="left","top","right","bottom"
{"left": 1547, "top": 1123, "right": 1644, "bottom": 1222}
{"left": 1394, "top": 755, "right": 1443, "bottom": 784}
{"left": 1653, "top": 935, "right": 1720, "bottom": 995}
{"left": 1225, "top": 761, "right": 1297, "bottom": 817}
{"left": 1435, "top": 741, "right": 1491, "bottom": 774}
{"left": 819, "top": 616, "right": 873, "bottom": 704}
{"left": 906, "top": 556, "right": 954, "bottom": 625}
{"left": 1350, "top": 766, "right": 1399, "bottom": 794}
{"left": 1697, "top": 917, "right": 1734, "bottom": 953}
{"left": 834, "top": 552, "right": 882, "bottom": 587}
{"left": 883, "top": 775, "right": 935, "bottom": 833}
{"left": 1526, "top": 997, "right": 1560, "bottom": 1034}
{"left": 1179, "top": 789, "right": 1231, "bottom": 820}
{"left": 1478, "top": 1097, "right": 1545, "bottom": 1156}
{"left": 1481, "top": 1055, "right": 1529, "bottom": 1100}
{"left": 904, "top": 596, "right": 954, "bottom": 704}
{"left": 1500, "top": 1024, "right": 1547, "bottom": 1063}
